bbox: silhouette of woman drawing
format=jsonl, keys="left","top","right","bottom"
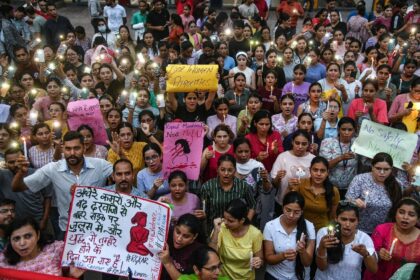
{"left": 126, "top": 212, "right": 153, "bottom": 256}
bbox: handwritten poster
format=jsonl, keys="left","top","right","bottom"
{"left": 67, "top": 99, "right": 108, "bottom": 145}
{"left": 62, "top": 187, "right": 170, "bottom": 279}
{"left": 162, "top": 122, "right": 204, "bottom": 180}
{"left": 166, "top": 64, "right": 218, "bottom": 92}
{"left": 351, "top": 120, "right": 417, "bottom": 169}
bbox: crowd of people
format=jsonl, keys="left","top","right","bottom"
{"left": 0, "top": 0, "right": 419, "bottom": 279}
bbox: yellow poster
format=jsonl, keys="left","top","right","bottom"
{"left": 166, "top": 64, "right": 218, "bottom": 92}
{"left": 402, "top": 102, "right": 420, "bottom": 133}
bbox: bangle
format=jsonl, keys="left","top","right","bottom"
{"left": 317, "top": 250, "right": 327, "bottom": 259}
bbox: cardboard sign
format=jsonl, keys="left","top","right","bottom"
{"left": 67, "top": 99, "right": 108, "bottom": 145}
{"left": 162, "top": 122, "right": 204, "bottom": 180}
{"left": 166, "top": 64, "right": 218, "bottom": 92}
{"left": 351, "top": 120, "right": 417, "bottom": 169}
{"left": 62, "top": 187, "right": 171, "bottom": 279}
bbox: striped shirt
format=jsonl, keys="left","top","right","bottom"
{"left": 28, "top": 145, "right": 55, "bottom": 169}
{"left": 200, "top": 177, "right": 256, "bottom": 232}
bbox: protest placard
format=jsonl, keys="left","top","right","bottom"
{"left": 67, "top": 99, "right": 108, "bottom": 145}
{"left": 61, "top": 187, "right": 171, "bottom": 279}
{"left": 351, "top": 120, "right": 418, "bottom": 169}
{"left": 166, "top": 64, "right": 218, "bottom": 92}
{"left": 162, "top": 122, "right": 204, "bottom": 180}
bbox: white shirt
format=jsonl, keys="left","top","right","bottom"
{"left": 264, "top": 216, "right": 315, "bottom": 280}
{"left": 315, "top": 227, "right": 376, "bottom": 280}
{"left": 103, "top": 4, "right": 126, "bottom": 33}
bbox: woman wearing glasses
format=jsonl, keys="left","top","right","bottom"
{"left": 315, "top": 201, "right": 378, "bottom": 279}
{"left": 263, "top": 191, "right": 315, "bottom": 280}
{"left": 365, "top": 198, "right": 420, "bottom": 280}
{"left": 136, "top": 143, "right": 169, "bottom": 199}
{"left": 178, "top": 246, "right": 229, "bottom": 280}
{"left": 346, "top": 152, "right": 402, "bottom": 234}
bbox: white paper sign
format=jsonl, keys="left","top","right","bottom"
{"left": 61, "top": 187, "right": 171, "bottom": 279}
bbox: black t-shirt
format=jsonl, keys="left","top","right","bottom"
{"left": 228, "top": 37, "right": 250, "bottom": 57}
{"left": 146, "top": 9, "right": 170, "bottom": 41}
{"left": 175, "top": 104, "right": 208, "bottom": 122}
{"left": 97, "top": 79, "right": 125, "bottom": 102}
{"left": 275, "top": 26, "right": 294, "bottom": 41}
{"left": 332, "top": 22, "right": 348, "bottom": 36}
{"left": 257, "top": 64, "right": 287, "bottom": 90}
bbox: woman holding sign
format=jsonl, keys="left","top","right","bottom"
{"left": 364, "top": 198, "right": 420, "bottom": 280}
{"left": 346, "top": 152, "right": 402, "bottom": 234}
{"left": 0, "top": 217, "right": 84, "bottom": 277}
{"left": 167, "top": 91, "right": 216, "bottom": 123}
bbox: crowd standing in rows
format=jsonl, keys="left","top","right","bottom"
{"left": 0, "top": 0, "right": 419, "bottom": 279}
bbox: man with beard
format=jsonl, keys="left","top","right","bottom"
{"left": 105, "top": 159, "right": 146, "bottom": 198}
{"left": 0, "top": 148, "right": 52, "bottom": 230}
{"left": 0, "top": 198, "right": 15, "bottom": 250}
{"left": 12, "top": 131, "right": 113, "bottom": 240}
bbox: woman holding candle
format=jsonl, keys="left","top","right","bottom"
{"left": 116, "top": 25, "right": 136, "bottom": 59}
{"left": 280, "top": 47, "right": 296, "bottom": 83}
{"left": 319, "top": 117, "right": 357, "bottom": 198}
{"left": 283, "top": 113, "right": 319, "bottom": 152}
{"left": 364, "top": 197, "right": 420, "bottom": 280}
{"left": 257, "top": 70, "right": 281, "bottom": 113}
{"left": 250, "top": 44, "right": 266, "bottom": 72}
{"left": 271, "top": 94, "right": 298, "bottom": 139}
{"left": 342, "top": 61, "right": 362, "bottom": 115}
{"left": 270, "top": 130, "right": 315, "bottom": 213}
{"left": 347, "top": 79, "right": 389, "bottom": 127}
{"left": 245, "top": 110, "right": 283, "bottom": 172}
{"left": 388, "top": 77, "right": 420, "bottom": 132}
{"left": 201, "top": 124, "right": 235, "bottom": 182}
{"left": 9, "top": 104, "right": 32, "bottom": 142}
{"left": 288, "top": 156, "right": 340, "bottom": 232}
{"left": 315, "top": 201, "right": 378, "bottom": 279}
{"left": 210, "top": 199, "right": 263, "bottom": 280}
{"left": 206, "top": 98, "right": 237, "bottom": 140}
{"left": 159, "top": 214, "right": 205, "bottom": 280}
{"left": 391, "top": 59, "right": 418, "bottom": 95}
{"left": 237, "top": 93, "right": 263, "bottom": 136}
{"left": 18, "top": 72, "right": 46, "bottom": 103}
{"left": 233, "top": 137, "right": 274, "bottom": 229}
{"left": 318, "top": 63, "right": 349, "bottom": 114}
{"left": 263, "top": 191, "right": 315, "bottom": 280}
{"left": 224, "top": 73, "right": 250, "bottom": 117}
{"left": 229, "top": 52, "right": 256, "bottom": 91}
{"left": 160, "top": 170, "right": 201, "bottom": 224}
{"left": 376, "top": 64, "right": 397, "bottom": 109}
{"left": 346, "top": 152, "right": 402, "bottom": 234}
{"left": 257, "top": 49, "right": 287, "bottom": 88}
{"left": 297, "top": 82, "right": 326, "bottom": 119}
{"left": 357, "top": 47, "right": 378, "bottom": 73}
{"left": 282, "top": 64, "right": 311, "bottom": 113}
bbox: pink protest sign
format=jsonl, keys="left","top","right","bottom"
{"left": 162, "top": 122, "right": 204, "bottom": 180}
{"left": 67, "top": 99, "right": 108, "bottom": 146}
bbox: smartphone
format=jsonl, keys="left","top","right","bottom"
{"left": 54, "top": 128, "right": 62, "bottom": 139}
{"left": 350, "top": 71, "right": 357, "bottom": 79}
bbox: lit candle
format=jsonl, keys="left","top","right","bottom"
{"left": 389, "top": 238, "right": 398, "bottom": 255}
{"left": 386, "top": 74, "right": 391, "bottom": 88}
{"left": 311, "top": 135, "right": 314, "bottom": 144}
{"left": 363, "top": 103, "right": 367, "bottom": 112}
{"left": 270, "top": 85, "right": 273, "bottom": 96}
{"left": 300, "top": 232, "right": 305, "bottom": 242}
{"left": 245, "top": 105, "right": 248, "bottom": 116}
{"left": 364, "top": 190, "right": 369, "bottom": 204}
{"left": 10, "top": 121, "right": 19, "bottom": 130}
{"left": 223, "top": 114, "right": 226, "bottom": 123}
{"left": 249, "top": 40, "right": 253, "bottom": 52}
{"left": 266, "top": 142, "right": 269, "bottom": 153}
{"left": 291, "top": 82, "right": 295, "bottom": 94}
{"left": 202, "top": 200, "right": 206, "bottom": 212}
{"left": 225, "top": 28, "right": 232, "bottom": 36}
{"left": 327, "top": 100, "right": 330, "bottom": 111}
{"left": 10, "top": 141, "right": 19, "bottom": 149}
{"left": 22, "top": 137, "right": 28, "bottom": 158}
{"left": 137, "top": 53, "right": 145, "bottom": 64}
{"left": 76, "top": 175, "right": 80, "bottom": 186}
{"left": 156, "top": 94, "right": 165, "bottom": 108}
{"left": 212, "top": 141, "right": 216, "bottom": 158}
{"left": 399, "top": 79, "right": 402, "bottom": 91}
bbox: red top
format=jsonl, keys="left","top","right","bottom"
{"left": 176, "top": 0, "right": 194, "bottom": 15}
{"left": 203, "top": 145, "right": 235, "bottom": 183}
{"left": 168, "top": 25, "right": 184, "bottom": 44}
{"left": 246, "top": 131, "right": 283, "bottom": 172}
{"left": 347, "top": 98, "right": 389, "bottom": 124}
{"left": 364, "top": 223, "right": 420, "bottom": 280}
{"left": 277, "top": 1, "right": 304, "bottom": 28}
{"left": 255, "top": 0, "right": 269, "bottom": 18}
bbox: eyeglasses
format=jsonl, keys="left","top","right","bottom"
{"left": 145, "top": 154, "right": 159, "bottom": 162}
{"left": 0, "top": 208, "right": 15, "bottom": 214}
{"left": 202, "top": 263, "right": 223, "bottom": 273}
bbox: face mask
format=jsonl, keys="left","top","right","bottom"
{"left": 98, "top": 26, "right": 106, "bottom": 33}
